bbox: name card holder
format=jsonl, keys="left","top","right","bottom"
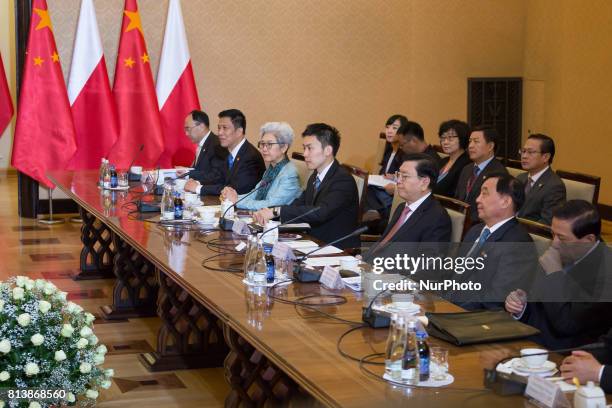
{"left": 524, "top": 375, "right": 570, "bottom": 408}
{"left": 320, "top": 265, "right": 344, "bottom": 289}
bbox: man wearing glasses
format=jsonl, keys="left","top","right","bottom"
{"left": 177, "top": 110, "right": 219, "bottom": 182}
{"left": 516, "top": 134, "right": 566, "bottom": 225}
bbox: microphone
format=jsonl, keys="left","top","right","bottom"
{"left": 484, "top": 342, "right": 606, "bottom": 396}
{"left": 255, "top": 207, "right": 320, "bottom": 239}
{"left": 294, "top": 226, "right": 368, "bottom": 282}
{"left": 219, "top": 181, "right": 269, "bottom": 230}
{"left": 128, "top": 144, "right": 145, "bottom": 181}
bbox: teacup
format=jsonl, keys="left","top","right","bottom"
{"left": 520, "top": 348, "right": 548, "bottom": 368}
{"left": 130, "top": 165, "right": 142, "bottom": 175}
{"left": 174, "top": 178, "right": 187, "bottom": 191}
{"left": 184, "top": 192, "right": 199, "bottom": 206}
{"left": 197, "top": 207, "right": 216, "bottom": 222}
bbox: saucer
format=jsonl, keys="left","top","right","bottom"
{"left": 512, "top": 359, "right": 557, "bottom": 374}
{"left": 384, "top": 302, "right": 421, "bottom": 314}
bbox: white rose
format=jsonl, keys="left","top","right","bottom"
{"left": 100, "top": 379, "right": 112, "bottom": 389}
{"left": 79, "top": 326, "right": 93, "bottom": 337}
{"left": 44, "top": 281, "right": 56, "bottom": 293}
{"left": 12, "top": 287, "right": 24, "bottom": 300}
{"left": 94, "top": 354, "right": 105, "bottom": 365}
{"left": 55, "top": 291, "right": 68, "bottom": 302}
{"left": 38, "top": 300, "right": 51, "bottom": 314}
{"left": 85, "top": 389, "right": 98, "bottom": 399}
{"left": 66, "top": 302, "right": 82, "bottom": 314}
{"left": 0, "top": 340, "right": 11, "bottom": 354}
{"left": 104, "top": 368, "right": 114, "bottom": 377}
{"left": 15, "top": 276, "right": 27, "bottom": 287}
{"left": 30, "top": 334, "right": 44, "bottom": 346}
{"left": 79, "top": 362, "right": 92, "bottom": 373}
{"left": 85, "top": 313, "right": 96, "bottom": 324}
{"left": 17, "top": 313, "right": 31, "bottom": 327}
{"left": 0, "top": 371, "right": 9, "bottom": 381}
{"left": 24, "top": 362, "right": 39, "bottom": 376}
{"left": 54, "top": 350, "right": 67, "bottom": 361}
{"left": 35, "top": 279, "right": 46, "bottom": 290}
{"left": 60, "top": 324, "right": 74, "bottom": 337}
{"left": 24, "top": 279, "right": 34, "bottom": 291}
{"left": 28, "top": 402, "right": 41, "bottom": 408}
{"left": 88, "top": 335, "right": 99, "bottom": 346}
{"left": 96, "top": 345, "right": 108, "bottom": 355}
{"left": 76, "top": 338, "right": 88, "bottom": 349}
{"left": 66, "top": 393, "right": 76, "bottom": 403}
{"left": 0, "top": 299, "right": 4, "bottom": 311}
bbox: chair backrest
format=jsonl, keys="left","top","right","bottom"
{"left": 433, "top": 194, "right": 471, "bottom": 242}
{"left": 373, "top": 132, "right": 386, "bottom": 173}
{"left": 557, "top": 169, "right": 601, "bottom": 204}
{"left": 505, "top": 158, "right": 524, "bottom": 178}
{"left": 290, "top": 152, "right": 312, "bottom": 191}
{"left": 518, "top": 217, "right": 553, "bottom": 256}
{"left": 506, "top": 167, "right": 524, "bottom": 178}
{"left": 433, "top": 144, "right": 449, "bottom": 159}
{"left": 341, "top": 163, "right": 369, "bottom": 223}
{"left": 390, "top": 188, "right": 403, "bottom": 217}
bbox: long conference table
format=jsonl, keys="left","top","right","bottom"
{"left": 49, "top": 170, "right": 546, "bottom": 407}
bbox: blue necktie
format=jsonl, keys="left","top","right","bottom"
{"left": 227, "top": 154, "right": 235, "bottom": 170}
{"left": 467, "top": 227, "right": 491, "bottom": 257}
{"left": 314, "top": 177, "right": 321, "bottom": 191}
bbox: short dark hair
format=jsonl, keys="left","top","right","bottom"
{"left": 438, "top": 119, "right": 470, "bottom": 150}
{"left": 218, "top": 109, "right": 246, "bottom": 134}
{"left": 385, "top": 114, "right": 409, "bottom": 129}
{"left": 486, "top": 172, "right": 525, "bottom": 212}
{"left": 190, "top": 110, "right": 209, "bottom": 128}
{"left": 402, "top": 153, "right": 439, "bottom": 190}
{"left": 528, "top": 133, "right": 556, "bottom": 164}
{"left": 552, "top": 200, "right": 601, "bottom": 239}
{"left": 398, "top": 121, "right": 424, "bottom": 141}
{"left": 302, "top": 123, "right": 341, "bottom": 156}
{"left": 471, "top": 125, "right": 499, "bottom": 153}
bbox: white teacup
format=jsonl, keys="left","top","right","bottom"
{"left": 520, "top": 348, "right": 548, "bottom": 368}
{"left": 130, "top": 165, "right": 142, "bottom": 175}
{"left": 184, "top": 192, "right": 199, "bottom": 206}
{"left": 340, "top": 258, "right": 359, "bottom": 271}
{"left": 197, "top": 207, "right": 216, "bottom": 222}
{"left": 174, "top": 178, "right": 187, "bottom": 191}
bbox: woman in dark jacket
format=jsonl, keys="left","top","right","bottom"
{"left": 433, "top": 119, "right": 472, "bottom": 198}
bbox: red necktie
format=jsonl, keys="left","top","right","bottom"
{"left": 380, "top": 205, "right": 412, "bottom": 245}
{"left": 465, "top": 165, "right": 479, "bottom": 197}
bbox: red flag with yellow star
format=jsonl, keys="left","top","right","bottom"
{"left": 0, "top": 52, "right": 13, "bottom": 136}
{"left": 11, "top": 0, "right": 76, "bottom": 188}
{"left": 108, "top": 0, "right": 164, "bottom": 169}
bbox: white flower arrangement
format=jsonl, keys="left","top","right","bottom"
{"left": 0, "top": 277, "right": 113, "bottom": 407}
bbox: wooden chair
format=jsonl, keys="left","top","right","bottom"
{"left": 517, "top": 217, "right": 553, "bottom": 256}
{"left": 290, "top": 152, "right": 312, "bottom": 191}
{"left": 556, "top": 169, "right": 601, "bottom": 205}
{"left": 341, "top": 163, "right": 369, "bottom": 224}
{"left": 433, "top": 194, "right": 471, "bottom": 242}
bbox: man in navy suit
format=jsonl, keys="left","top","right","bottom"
{"left": 452, "top": 173, "right": 537, "bottom": 310}
{"left": 364, "top": 153, "right": 451, "bottom": 265}
{"left": 177, "top": 110, "right": 219, "bottom": 182}
{"left": 184, "top": 109, "right": 265, "bottom": 195}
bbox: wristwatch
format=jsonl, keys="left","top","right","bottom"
{"left": 272, "top": 207, "right": 280, "bottom": 218}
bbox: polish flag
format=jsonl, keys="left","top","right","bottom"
{"left": 67, "top": 0, "right": 118, "bottom": 169}
{"left": 156, "top": 0, "right": 200, "bottom": 167}
{"left": 0, "top": 52, "right": 13, "bottom": 136}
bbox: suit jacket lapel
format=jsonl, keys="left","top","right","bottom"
{"left": 227, "top": 141, "right": 247, "bottom": 180}
{"left": 313, "top": 160, "right": 338, "bottom": 202}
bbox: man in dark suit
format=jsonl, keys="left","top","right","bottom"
{"left": 397, "top": 121, "right": 442, "bottom": 166}
{"left": 253, "top": 123, "right": 359, "bottom": 249}
{"left": 184, "top": 109, "right": 265, "bottom": 195}
{"left": 516, "top": 134, "right": 566, "bottom": 225}
{"left": 455, "top": 126, "right": 508, "bottom": 221}
{"left": 364, "top": 153, "right": 451, "bottom": 264}
{"left": 452, "top": 173, "right": 537, "bottom": 310}
{"left": 505, "top": 200, "right": 612, "bottom": 349}
{"left": 560, "top": 328, "right": 612, "bottom": 393}
{"left": 177, "top": 110, "right": 220, "bottom": 183}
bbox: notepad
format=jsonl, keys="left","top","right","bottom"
{"left": 368, "top": 175, "right": 396, "bottom": 188}
{"left": 304, "top": 256, "right": 358, "bottom": 267}
{"left": 296, "top": 246, "right": 343, "bottom": 255}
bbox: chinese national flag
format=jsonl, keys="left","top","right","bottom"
{"left": 11, "top": 0, "right": 76, "bottom": 188}
{"left": 0, "top": 52, "right": 13, "bottom": 136}
{"left": 108, "top": 0, "right": 163, "bottom": 170}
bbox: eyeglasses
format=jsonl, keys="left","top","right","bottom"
{"left": 394, "top": 171, "right": 421, "bottom": 182}
{"left": 518, "top": 148, "right": 542, "bottom": 156}
{"left": 183, "top": 123, "right": 201, "bottom": 132}
{"left": 257, "top": 141, "right": 284, "bottom": 150}
{"left": 439, "top": 135, "right": 459, "bottom": 142}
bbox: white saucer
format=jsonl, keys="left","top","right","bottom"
{"left": 242, "top": 278, "right": 292, "bottom": 288}
{"left": 382, "top": 373, "right": 454, "bottom": 387}
{"left": 385, "top": 302, "right": 421, "bottom": 314}
{"left": 512, "top": 359, "right": 557, "bottom": 374}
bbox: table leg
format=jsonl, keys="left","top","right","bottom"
{"left": 139, "top": 271, "right": 228, "bottom": 371}
{"left": 74, "top": 207, "right": 115, "bottom": 280}
{"left": 223, "top": 324, "right": 317, "bottom": 407}
{"left": 100, "top": 233, "right": 159, "bottom": 320}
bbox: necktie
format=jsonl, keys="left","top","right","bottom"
{"left": 465, "top": 165, "right": 479, "bottom": 198}
{"left": 379, "top": 205, "right": 412, "bottom": 245}
{"left": 192, "top": 145, "right": 202, "bottom": 167}
{"left": 524, "top": 176, "right": 534, "bottom": 195}
{"left": 314, "top": 176, "right": 321, "bottom": 191}
{"left": 227, "top": 154, "right": 235, "bottom": 170}
{"left": 466, "top": 227, "right": 491, "bottom": 257}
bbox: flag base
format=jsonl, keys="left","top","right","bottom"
{"left": 38, "top": 216, "right": 65, "bottom": 225}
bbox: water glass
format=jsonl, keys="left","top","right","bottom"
{"left": 430, "top": 347, "right": 449, "bottom": 381}
{"left": 118, "top": 172, "right": 129, "bottom": 187}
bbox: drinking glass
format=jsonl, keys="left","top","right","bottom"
{"left": 118, "top": 172, "right": 129, "bottom": 187}
{"left": 430, "top": 347, "right": 449, "bottom": 381}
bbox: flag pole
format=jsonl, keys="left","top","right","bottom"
{"left": 38, "top": 187, "right": 64, "bottom": 224}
